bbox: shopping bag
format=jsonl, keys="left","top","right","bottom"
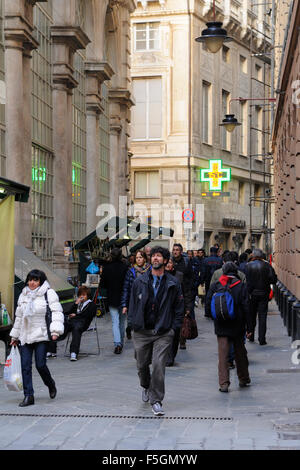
{"left": 3, "top": 346, "right": 23, "bottom": 392}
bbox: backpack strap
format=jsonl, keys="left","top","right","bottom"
{"left": 229, "top": 279, "right": 241, "bottom": 289}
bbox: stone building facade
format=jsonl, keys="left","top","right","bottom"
{"left": 272, "top": 0, "right": 300, "bottom": 303}
{"left": 1, "top": 0, "right": 136, "bottom": 277}
{"left": 129, "top": 0, "right": 273, "bottom": 253}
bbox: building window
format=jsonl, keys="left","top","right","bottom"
{"left": 252, "top": 105, "right": 263, "bottom": 158}
{"left": 135, "top": 171, "right": 159, "bottom": 198}
{"left": 99, "top": 83, "right": 110, "bottom": 205}
{"left": 134, "top": 22, "right": 160, "bottom": 51}
{"left": 240, "top": 55, "right": 247, "bottom": 74}
{"left": 221, "top": 90, "right": 230, "bottom": 151}
{"left": 222, "top": 46, "right": 230, "bottom": 63}
{"left": 72, "top": 51, "right": 87, "bottom": 243}
{"left": 238, "top": 181, "right": 245, "bottom": 205}
{"left": 255, "top": 64, "right": 263, "bottom": 81}
{"left": 254, "top": 184, "right": 261, "bottom": 207}
{"left": 202, "top": 81, "right": 212, "bottom": 144}
{"left": 31, "top": 145, "right": 54, "bottom": 261}
{"left": 240, "top": 100, "right": 248, "bottom": 155}
{"left": 31, "top": 3, "right": 54, "bottom": 261}
{"left": 132, "top": 78, "right": 162, "bottom": 140}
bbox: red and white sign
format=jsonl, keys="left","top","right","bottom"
{"left": 182, "top": 209, "right": 195, "bottom": 223}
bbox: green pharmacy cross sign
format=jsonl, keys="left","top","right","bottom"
{"left": 200, "top": 159, "right": 231, "bottom": 191}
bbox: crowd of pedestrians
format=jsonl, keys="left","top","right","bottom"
{"left": 7, "top": 243, "right": 277, "bottom": 415}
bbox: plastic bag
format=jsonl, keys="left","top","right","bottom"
{"left": 3, "top": 346, "right": 23, "bottom": 392}
{"left": 86, "top": 261, "right": 99, "bottom": 274}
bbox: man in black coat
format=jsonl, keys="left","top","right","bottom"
{"left": 99, "top": 248, "right": 128, "bottom": 354}
{"left": 206, "top": 262, "right": 252, "bottom": 392}
{"left": 128, "top": 246, "right": 184, "bottom": 416}
{"left": 245, "top": 249, "right": 277, "bottom": 345}
{"left": 200, "top": 246, "right": 223, "bottom": 317}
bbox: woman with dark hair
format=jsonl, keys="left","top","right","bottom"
{"left": 121, "top": 250, "right": 151, "bottom": 339}
{"left": 9, "top": 269, "right": 64, "bottom": 407}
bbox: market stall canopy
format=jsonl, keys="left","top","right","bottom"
{"left": 0, "top": 176, "right": 30, "bottom": 202}
{"left": 14, "top": 245, "right": 75, "bottom": 312}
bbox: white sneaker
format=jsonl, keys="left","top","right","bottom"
{"left": 46, "top": 352, "right": 52, "bottom": 358}
{"left": 152, "top": 402, "right": 165, "bottom": 416}
{"left": 70, "top": 353, "right": 77, "bottom": 361}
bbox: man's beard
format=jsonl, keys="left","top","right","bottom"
{"left": 152, "top": 262, "right": 164, "bottom": 270}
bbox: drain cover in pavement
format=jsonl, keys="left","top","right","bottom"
{"left": 0, "top": 412, "right": 233, "bottom": 421}
{"left": 267, "top": 369, "right": 300, "bottom": 373}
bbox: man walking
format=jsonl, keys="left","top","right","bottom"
{"left": 200, "top": 246, "right": 223, "bottom": 317}
{"left": 128, "top": 246, "right": 184, "bottom": 416}
{"left": 245, "top": 249, "right": 277, "bottom": 345}
{"left": 206, "top": 262, "right": 252, "bottom": 392}
{"left": 99, "top": 248, "right": 128, "bottom": 354}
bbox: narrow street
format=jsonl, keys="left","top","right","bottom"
{"left": 0, "top": 301, "right": 299, "bottom": 451}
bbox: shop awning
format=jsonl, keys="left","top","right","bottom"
{"left": 0, "top": 176, "right": 30, "bottom": 203}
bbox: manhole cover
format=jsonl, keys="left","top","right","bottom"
{"left": 267, "top": 369, "right": 300, "bottom": 373}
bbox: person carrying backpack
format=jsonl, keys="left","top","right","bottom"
{"left": 206, "top": 262, "right": 253, "bottom": 393}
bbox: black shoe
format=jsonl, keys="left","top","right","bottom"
{"left": 126, "top": 327, "right": 132, "bottom": 340}
{"left": 49, "top": 383, "right": 57, "bottom": 399}
{"left": 228, "top": 361, "right": 235, "bottom": 370}
{"left": 19, "top": 396, "right": 34, "bottom": 407}
{"left": 219, "top": 385, "right": 229, "bottom": 393}
{"left": 166, "top": 361, "right": 174, "bottom": 367}
{"left": 259, "top": 340, "right": 267, "bottom": 345}
{"left": 239, "top": 379, "right": 251, "bottom": 388}
{"left": 114, "top": 345, "right": 122, "bottom": 354}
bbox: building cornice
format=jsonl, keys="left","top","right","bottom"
{"left": 109, "top": 88, "right": 136, "bottom": 107}
{"left": 85, "top": 61, "right": 115, "bottom": 82}
{"left": 50, "top": 26, "right": 90, "bottom": 51}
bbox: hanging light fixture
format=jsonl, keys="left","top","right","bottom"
{"left": 219, "top": 114, "right": 241, "bottom": 132}
{"left": 195, "top": 1, "right": 232, "bottom": 53}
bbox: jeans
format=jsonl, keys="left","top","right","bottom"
{"left": 20, "top": 342, "right": 55, "bottom": 397}
{"left": 249, "top": 295, "right": 269, "bottom": 342}
{"left": 217, "top": 336, "right": 250, "bottom": 387}
{"left": 133, "top": 329, "right": 175, "bottom": 404}
{"left": 109, "top": 306, "right": 126, "bottom": 347}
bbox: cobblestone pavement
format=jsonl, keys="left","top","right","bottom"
{"left": 0, "top": 300, "right": 300, "bottom": 451}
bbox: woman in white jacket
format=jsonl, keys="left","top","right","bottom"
{"left": 10, "top": 269, "right": 64, "bottom": 407}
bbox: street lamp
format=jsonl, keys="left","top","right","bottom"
{"left": 220, "top": 97, "right": 276, "bottom": 132}
{"left": 195, "top": 0, "right": 232, "bottom": 53}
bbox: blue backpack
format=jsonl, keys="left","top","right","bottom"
{"left": 211, "top": 278, "right": 241, "bottom": 321}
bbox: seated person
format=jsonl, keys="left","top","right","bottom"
{"left": 64, "top": 286, "right": 97, "bottom": 361}
{"left": 47, "top": 286, "right": 96, "bottom": 361}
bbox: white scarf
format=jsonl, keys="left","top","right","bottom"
{"left": 77, "top": 299, "right": 92, "bottom": 314}
{"left": 23, "top": 286, "right": 41, "bottom": 318}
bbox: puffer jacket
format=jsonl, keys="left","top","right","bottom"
{"left": 10, "top": 281, "right": 64, "bottom": 345}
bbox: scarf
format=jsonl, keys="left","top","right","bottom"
{"left": 23, "top": 286, "right": 41, "bottom": 318}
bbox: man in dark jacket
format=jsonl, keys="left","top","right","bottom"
{"left": 200, "top": 246, "right": 223, "bottom": 317}
{"left": 245, "top": 249, "right": 277, "bottom": 345}
{"left": 99, "top": 248, "right": 128, "bottom": 354}
{"left": 128, "top": 246, "right": 184, "bottom": 416}
{"left": 206, "top": 262, "right": 252, "bottom": 392}
{"left": 171, "top": 243, "right": 194, "bottom": 352}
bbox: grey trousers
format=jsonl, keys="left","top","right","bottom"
{"left": 133, "top": 329, "right": 174, "bottom": 405}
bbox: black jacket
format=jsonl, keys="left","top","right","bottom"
{"left": 120, "top": 265, "right": 151, "bottom": 309}
{"left": 245, "top": 259, "right": 277, "bottom": 297}
{"left": 206, "top": 274, "right": 252, "bottom": 338}
{"left": 99, "top": 260, "right": 128, "bottom": 307}
{"left": 128, "top": 270, "right": 184, "bottom": 335}
{"left": 200, "top": 255, "right": 223, "bottom": 286}
{"left": 172, "top": 256, "right": 194, "bottom": 311}
{"left": 67, "top": 301, "right": 97, "bottom": 329}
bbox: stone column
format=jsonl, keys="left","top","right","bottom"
{"left": 4, "top": 0, "right": 40, "bottom": 247}
{"left": 51, "top": 26, "right": 90, "bottom": 276}
{"left": 108, "top": 89, "right": 134, "bottom": 210}
{"left": 85, "top": 62, "right": 114, "bottom": 233}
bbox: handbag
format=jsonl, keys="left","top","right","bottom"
{"left": 180, "top": 315, "right": 198, "bottom": 340}
{"left": 44, "top": 291, "right": 53, "bottom": 341}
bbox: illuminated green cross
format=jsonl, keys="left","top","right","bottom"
{"left": 200, "top": 159, "right": 231, "bottom": 191}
